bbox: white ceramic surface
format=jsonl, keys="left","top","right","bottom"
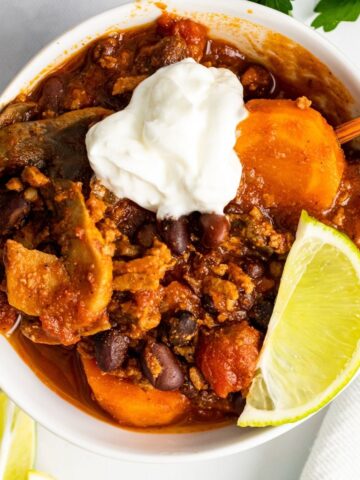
{"left": 0, "top": 0, "right": 360, "bottom": 463}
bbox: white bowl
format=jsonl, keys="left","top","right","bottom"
{"left": 0, "top": 0, "right": 360, "bottom": 463}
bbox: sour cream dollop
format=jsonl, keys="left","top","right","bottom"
{"left": 86, "top": 58, "right": 247, "bottom": 219}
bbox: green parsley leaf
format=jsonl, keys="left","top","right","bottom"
{"left": 312, "top": 0, "right": 360, "bottom": 32}
{"left": 249, "top": 0, "right": 294, "bottom": 15}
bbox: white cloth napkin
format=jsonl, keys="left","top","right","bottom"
{"left": 300, "top": 376, "right": 360, "bottom": 480}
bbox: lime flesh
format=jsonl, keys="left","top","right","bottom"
{"left": 239, "top": 211, "right": 360, "bottom": 426}
{"left": 27, "top": 471, "right": 56, "bottom": 480}
{"left": 0, "top": 392, "right": 35, "bottom": 480}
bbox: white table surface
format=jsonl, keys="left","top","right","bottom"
{"left": 1, "top": 1, "right": 359, "bottom": 479}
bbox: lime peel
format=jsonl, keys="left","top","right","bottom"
{"left": 0, "top": 392, "right": 36, "bottom": 480}
{"left": 239, "top": 211, "right": 360, "bottom": 427}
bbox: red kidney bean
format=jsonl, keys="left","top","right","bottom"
{"left": 136, "top": 223, "right": 157, "bottom": 248}
{"left": 203, "top": 40, "right": 246, "bottom": 71}
{"left": 200, "top": 214, "right": 230, "bottom": 248}
{"left": 141, "top": 340, "right": 184, "bottom": 391}
{"left": 38, "top": 77, "right": 64, "bottom": 113}
{"left": 94, "top": 329, "right": 130, "bottom": 372}
{"left": 168, "top": 310, "right": 197, "bottom": 346}
{"left": 159, "top": 217, "right": 190, "bottom": 255}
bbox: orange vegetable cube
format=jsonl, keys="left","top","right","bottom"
{"left": 236, "top": 99, "right": 345, "bottom": 211}
{"left": 82, "top": 357, "right": 189, "bottom": 428}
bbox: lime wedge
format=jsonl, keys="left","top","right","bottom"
{"left": 239, "top": 211, "right": 360, "bottom": 427}
{"left": 0, "top": 392, "right": 36, "bottom": 480}
{"left": 0, "top": 391, "right": 9, "bottom": 442}
{"left": 27, "top": 471, "right": 56, "bottom": 480}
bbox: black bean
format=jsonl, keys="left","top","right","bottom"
{"left": 242, "top": 257, "right": 265, "bottom": 279}
{"left": 200, "top": 214, "right": 229, "bottom": 248}
{"left": 136, "top": 223, "right": 157, "bottom": 248}
{"left": 249, "top": 299, "right": 273, "bottom": 331}
{"left": 111, "top": 291, "right": 132, "bottom": 303}
{"left": 0, "top": 192, "right": 30, "bottom": 235}
{"left": 159, "top": 217, "right": 190, "bottom": 255}
{"left": 141, "top": 341, "right": 184, "bottom": 391}
{"left": 201, "top": 294, "right": 218, "bottom": 316}
{"left": 232, "top": 393, "right": 246, "bottom": 415}
{"left": 187, "top": 211, "right": 202, "bottom": 237}
{"left": 168, "top": 310, "right": 197, "bottom": 346}
{"left": 180, "top": 378, "right": 198, "bottom": 400}
{"left": 131, "top": 339, "right": 147, "bottom": 354}
{"left": 94, "top": 329, "right": 129, "bottom": 372}
{"left": 239, "top": 293, "right": 255, "bottom": 311}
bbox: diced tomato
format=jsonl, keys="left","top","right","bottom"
{"left": 196, "top": 322, "right": 261, "bottom": 398}
{"left": 157, "top": 14, "right": 207, "bottom": 60}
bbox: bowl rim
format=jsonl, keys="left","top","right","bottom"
{"left": 0, "top": 0, "right": 359, "bottom": 463}
{"left": 0, "top": 336, "right": 297, "bottom": 463}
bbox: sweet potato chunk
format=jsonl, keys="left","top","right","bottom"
{"left": 236, "top": 99, "right": 345, "bottom": 211}
{"left": 196, "top": 322, "right": 261, "bottom": 398}
{"left": 5, "top": 239, "right": 69, "bottom": 316}
{"left": 82, "top": 357, "right": 189, "bottom": 427}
